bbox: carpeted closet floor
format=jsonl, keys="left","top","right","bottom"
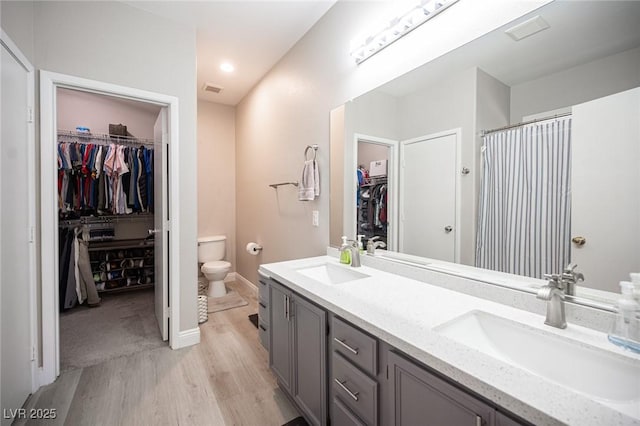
{"left": 59, "top": 288, "right": 165, "bottom": 371}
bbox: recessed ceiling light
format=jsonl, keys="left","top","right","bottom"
{"left": 220, "top": 62, "right": 235, "bottom": 73}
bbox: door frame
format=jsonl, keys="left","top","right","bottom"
{"left": 1, "top": 29, "right": 38, "bottom": 394}
{"left": 398, "top": 128, "right": 462, "bottom": 262}
{"left": 39, "top": 71, "right": 181, "bottom": 386}
{"left": 351, "top": 134, "right": 399, "bottom": 251}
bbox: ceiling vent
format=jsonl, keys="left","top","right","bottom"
{"left": 505, "top": 15, "right": 550, "bottom": 41}
{"left": 203, "top": 83, "right": 223, "bottom": 94}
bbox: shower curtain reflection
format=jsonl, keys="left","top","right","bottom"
{"left": 476, "top": 117, "right": 572, "bottom": 279}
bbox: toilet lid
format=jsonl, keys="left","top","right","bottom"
{"left": 201, "top": 261, "right": 231, "bottom": 273}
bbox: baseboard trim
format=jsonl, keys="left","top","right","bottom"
{"left": 224, "top": 272, "right": 236, "bottom": 283}
{"left": 235, "top": 272, "right": 258, "bottom": 294}
{"left": 172, "top": 327, "right": 200, "bottom": 349}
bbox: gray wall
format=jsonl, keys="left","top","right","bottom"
{"left": 2, "top": 1, "right": 199, "bottom": 333}
{"left": 511, "top": 47, "right": 640, "bottom": 121}
{"left": 197, "top": 100, "right": 237, "bottom": 271}
{"left": 396, "top": 67, "right": 477, "bottom": 265}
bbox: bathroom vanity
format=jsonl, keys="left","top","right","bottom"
{"left": 259, "top": 254, "right": 640, "bottom": 426}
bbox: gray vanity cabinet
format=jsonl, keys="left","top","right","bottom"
{"left": 269, "top": 279, "right": 327, "bottom": 426}
{"left": 388, "top": 351, "right": 495, "bottom": 426}
{"left": 257, "top": 273, "right": 270, "bottom": 350}
{"left": 269, "top": 280, "right": 292, "bottom": 393}
{"left": 496, "top": 412, "right": 528, "bottom": 426}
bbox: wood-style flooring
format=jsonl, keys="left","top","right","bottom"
{"left": 19, "top": 280, "right": 300, "bottom": 426}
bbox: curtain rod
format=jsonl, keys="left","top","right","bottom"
{"left": 481, "top": 112, "right": 572, "bottom": 136}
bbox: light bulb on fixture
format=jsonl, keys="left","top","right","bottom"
{"left": 349, "top": 0, "right": 459, "bottom": 65}
{"left": 220, "top": 62, "right": 235, "bottom": 73}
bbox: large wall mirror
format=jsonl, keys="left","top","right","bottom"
{"left": 330, "top": 1, "right": 640, "bottom": 303}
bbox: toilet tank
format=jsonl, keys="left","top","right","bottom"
{"left": 197, "top": 235, "right": 226, "bottom": 262}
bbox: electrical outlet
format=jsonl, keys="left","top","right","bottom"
{"left": 312, "top": 210, "right": 319, "bottom": 227}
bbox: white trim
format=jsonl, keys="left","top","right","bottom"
{"left": 234, "top": 272, "right": 258, "bottom": 292}
{"left": 398, "top": 128, "right": 462, "bottom": 263}
{"left": 223, "top": 272, "right": 236, "bottom": 283}
{"left": 173, "top": 327, "right": 201, "bottom": 349}
{"left": 39, "top": 71, "right": 182, "bottom": 385}
{"left": 351, "top": 134, "right": 399, "bottom": 250}
{"left": 1, "top": 29, "right": 38, "bottom": 393}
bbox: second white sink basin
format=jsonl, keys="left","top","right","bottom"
{"left": 296, "top": 263, "right": 370, "bottom": 285}
{"left": 435, "top": 311, "right": 640, "bottom": 417}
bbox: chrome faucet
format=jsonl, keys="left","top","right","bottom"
{"left": 561, "top": 263, "right": 584, "bottom": 296}
{"left": 340, "top": 240, "right": 361, "bottom": 267}
{"left": 537, "top": 273, "right": 567, "bottom": 329}
{"left": 366, "top": 236, "right": 387, "bottom": 255}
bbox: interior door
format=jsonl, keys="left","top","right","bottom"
{"left": 571, "top": 88, "right": 640, "bottom": 292}
{"left": 1, "top": 35, "right": 34, "bottom": 423}
{"left": 399, "top": 132, "right": 457, "bottom": 261}
{"left": 153, "top": 109, "right": 169, "bottom": 341}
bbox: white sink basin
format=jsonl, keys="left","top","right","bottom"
{"left": 435, "top": 311, "right": 640, "bottom": 417}
{"left": 296, "top": 263, "right": 370, "bottom": 285}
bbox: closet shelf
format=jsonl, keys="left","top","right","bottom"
{"left": 88, "top": 239, "right": 154, "bottom": 251}
{"left": 57, "top": 129, "right": 155, "bottom": 146}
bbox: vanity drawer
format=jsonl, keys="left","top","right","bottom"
{"left": 258, "top": 321, "right": 269, "bottom": 350}
{"left": 332, "top": 316, "right": 377, "bottom": 376}
{"left": 258, "top": 275, "right": 269, "bottom": 301}
{"left": 258, "top": 298, "right": 268, "bottom": 325}
{"left": 332, "top": 352, "right": 378, "bottom": 426}
{"left": 333, "top": 397, "right": 366, "bottom": 426}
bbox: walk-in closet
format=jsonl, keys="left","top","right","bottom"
{"left": 357, "top": 140, "right": 390, "bottom": 247}
{"left": 56, "top": 88, "right": 166, "bottom": 371}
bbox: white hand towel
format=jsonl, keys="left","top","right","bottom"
{"left": 299, "top": 159, "right": 320, "bottom": 201}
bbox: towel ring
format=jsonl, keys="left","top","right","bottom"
{"left": 305, "top": 144, "right": 318, "bottom": 161}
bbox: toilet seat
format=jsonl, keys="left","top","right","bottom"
{"left": 201, "top": 261, "right": 231, "bottom": 273}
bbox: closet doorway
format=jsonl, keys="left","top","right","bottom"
{"left": 39, "top": 72, "right": 181, "bottom": 386}
{"left": 355, "top": 135, "right": 398, "bottom": 251}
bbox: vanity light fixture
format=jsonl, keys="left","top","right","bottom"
{"left": 350, "top": 0, "right": 459, "bottom": 64}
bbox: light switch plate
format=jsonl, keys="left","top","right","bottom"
{"left": 312, "top": 210, "right": 319, "bottom": 227}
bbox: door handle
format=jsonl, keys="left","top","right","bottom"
{"left": 148, "top": 229, "right": 161, "bottom": 235}
{"left": 444, "top": 226, "right": 453, "bottom": 233}
{"left": 572, "top": 236, "right": 586, "bottom": 246}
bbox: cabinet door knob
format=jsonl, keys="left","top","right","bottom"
{"left": 444, "top": 226, "right": 453, "bottom": 233}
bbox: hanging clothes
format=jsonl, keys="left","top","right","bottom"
{"left": 57, "top": 140, "right": 154, "bottom": 216}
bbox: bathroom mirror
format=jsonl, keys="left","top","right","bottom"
{"left": 330, "top": 0, "right": 640, "bottom": 304}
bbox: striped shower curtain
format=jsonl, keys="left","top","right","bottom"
{"left": 476, "top": 117, "right": 572, "bottom": 279}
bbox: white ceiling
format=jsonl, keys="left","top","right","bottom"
{"left": 377, "top": 1, "right": 640, "bottom": 97}
{"left": 125, "top": 1, "right": 337, "bottom": 106}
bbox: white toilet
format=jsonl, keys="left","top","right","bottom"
{"left": 197, "top": 235, "right": 231, "bottom": 298}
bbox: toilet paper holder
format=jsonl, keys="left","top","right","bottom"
{"left": 246, "top": 242, "right": 263, "bottom": 255}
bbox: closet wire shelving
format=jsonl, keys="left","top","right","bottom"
{"left": 57, "top": 129, "right": 155, "bottom": 147}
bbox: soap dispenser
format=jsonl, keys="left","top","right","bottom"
{"left": 607, "top": 281, "right": 640, "bottom": 353}
{"left": 357, "top": 234, "right": 365, "bottom": 254}
{"left": 340, "top": 236, "right": 351, "bottom": 265}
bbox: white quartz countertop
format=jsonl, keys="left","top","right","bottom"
{"left": 259, "top": 255, "right": 640, "bottom": 426}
